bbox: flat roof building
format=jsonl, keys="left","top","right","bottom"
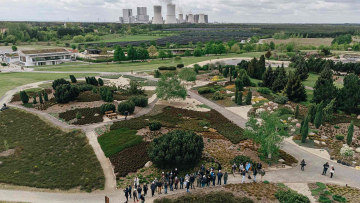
{"left": 19, "top": 48, "right": 73, "bottom": 66}
{"left": 137, "top": 7, "right": 149, "bottom": 23}
{"left": 120, "top": 9, "right": 136, "bottom": 24}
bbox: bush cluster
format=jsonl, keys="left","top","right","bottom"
{"left": 76, "top": 84, "right": 94, "bottom": 92}
{"left": 274, "top": 96, "right": 289, "bottom": 104}
{"left": 129, "top": 95, "right": 148, "bottom": 107}
{"left": 212, "top": 91, "right": 224, "bottom": 100}
{"left": 19, "top": 91, "right": 29, "bottom": 104}
{"left": 85, "top": 76, "right": 98, "bottom": 86}
{"left": 99, "top": 86, "right": 113, "bottom": 102}
{"left": 54, "top": 84, "right": 80, "bottom": 103}
{"left": 177, "top": 64, "right": 184, "bottom": 68}
{"left": 335, "top": 134, "right": 344, "bottom": 140}
{"left": 158, "top": 66, "right": 176, "bottom": 70}
{"left": 100, "top": 103, "right": 116, "bottom": 114}
{"left": 275, "top": 189, "right": 310, "bottom": 203}
{"left": 257, "top": 87, "right": 271, "bottom": 94}
{"left": 118, "top": 100, "right": 135, "bottom": 115}
{"left": 149, "top": 121, "right": 162, "bottom": 131}
{"left": 154, "top": 70, "right": 161, "bottom": 78}
{"left": 198, "top": 87, "right": 215, "bottom": 94}
{"left": 230, "top": 155, "right": 255, "bottom": 165}
{"left": 52, "top": 78, "right": 70, "bottom": 90}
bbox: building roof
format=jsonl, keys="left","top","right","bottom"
{"left": 21, "top": 48, "right": 70, "bottom": 55}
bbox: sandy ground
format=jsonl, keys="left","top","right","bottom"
{"left": 156, "top": 97, "right": 211, "bottom": 112}
{"left": 284, "top": 183, "right": 317, "bottom": 203}
{"left": 225, "top": 105, "right": 253, "bottom": 120}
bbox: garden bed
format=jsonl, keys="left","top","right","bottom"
{"left": 224, "top": 182, "right": 280, "bottom": 202}
{"left": 58, "top": 107, "right": 104, "bottom": 125}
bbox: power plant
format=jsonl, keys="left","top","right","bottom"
{"left": 117, "top": 4, "right": 209, "bottom": 24}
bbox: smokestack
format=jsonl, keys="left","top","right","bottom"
{"left": 153, "top": 5, "right": 163, "bottom": 24}
{"left": 166, "top": 4, "right": 176, "bottom": 24}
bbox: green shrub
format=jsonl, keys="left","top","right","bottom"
{"left": 177, "top": 64, "right": 184, "bottom": 68}
{"left": 199, "top": 120, "right": 210, "bottom": 127}
{"left": 245, "top": 91, "right": 252, "bottom": 105}
{"left": 149, "top": 121, "right": 162, "bottom": 131}
{"left": 69, "top": 75, "right": 77, "bottom": 83}
{"left": 334, "top": 125, "right": 340, "bottom": 129}
{"left": 154, "top": 70, "right": 161, "bottom": 78}
{"left": 100, "top": 103, "right": 116, "bottom": 114}
{"left": 129, "top": 95, "right": 148, "bottom": 107}
{"left": 44, "top": 92, "right": 49, "bottom": 102}
{"left": 148, "top": 130, "right": 204, "bottom": 169}
{"left": 85, "top": 76, "right": 98, "bottom": 86}
{"left": 263, "top": 180, "right": 269, "bottom": 184}
{"left": 118, "top": 100, "right": 135, "bottom": 115}
{"left": 257, "top": 87, "right": 271, "bottom": 94}
{"left": 332, "top": 195, "right": 346, "bottom": 202}
{"left": 158, "top": 66, "right": 176, "bottom": 70}
{"left": 212, "top": 91, "right": 224, "bottom": 100}
{"left": 19, "top": 91, "right": 29, "bottom": 104}
{"left": 274, "top": 96, "right": 289, "bottom": 104}
{"left": 76, "top": 84, "right": 94, "bottom": 92}
{"left": 179, "top": 68, "right": 197, "bottom": 81}
{"left": 52, "top": 78, "right": 70, "bottom": 90}
{"left": 32, "top": 95, "right": 37, "bottom": 104}
{"left": 319, "top": 195, "right": 332, "bottom": 203}
{"left": 98, "top": 78, "right": 104, "bottom": 86}
{"left": 277, "top": 108, "right": 294, "bottom": 116}
{"left": 99, "top": 86, "right": 113, "bottom": 102}
{"left": 335, "top": 134, "right": 345, "bottom": 140}
{"left": 54, "top": 84, "right": 80, "bottom": 104}
{"left": 275, "top": 189, "right": 310, "bottom": 203}
{"left": 92, "top": 88, "right": 98, "bottom": 94}
{"left": 198, "top": 87, "right": 215, "bottom": 94}
{"left": 323, "top": 191, "right": 332, "bottom": 196}
{"left": 76, "top": 112, "right": 82, "bottom": 119}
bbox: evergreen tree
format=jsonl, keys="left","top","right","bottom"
{"left": 272, "top": 64, "right": 287, "bottom": 93}
{"left": 294, "top": 57, "right": 309, "bottom": 81}
{"left": 247, "top": 57, "right": 257, "bottom": 78}
{"left": 44, "top": 92, "right": 49, "bottom": 102}
{"left": 323, "top": 98, "right": 335, "bottom": 121}
{"left": 263, "top": 65, "right": 275, "bottom": 88}
{"left": 347, "top": 121, "right": 354, "bottom": 145}
{"left": 33, "top": 95, "right": 37, "bottom": 104}
{"left": 312, "top": 66, "right": 337, "bottom": 105}
{"left": 314, "top": 102, "right": 324, "bottom": 129}
{"left": 39, "top": 93, "right": 43, "bottom": 104}
{"left": 237, "top": 92, "right": 243, "bottom": 105}
{"left": 235, "top": 88, "right": 239, "bottom": 103}
{"left": 308, "top": 104, "right": 317, "bottom": 123}
{"left": 238, "top": 69, "right": 251, "bottom": 86}
{"left": 19, "top": 91, "right": 29, "bottom": 104}
{"left": 246, "top": 90, "right": 252, "bottom": 105}
{"left": 338, "top": 73, "right": 360, "bottom": 113}
{"left": 301, "top": 116, "right": 309, "bottom": 143}
{"left": 235, "top": 78, "right": 244, "bottom": 91}
{"left": 294, "top": 105, "right": 299, "bottom": 119}
{"left": 256, "top": 55, "right": 266, "bottom": 79}
{"left": 284, "top": 74, "right": 307, "bottom": 102}
{"left": 127, "top": 45, "right": 137, "bottom": 62}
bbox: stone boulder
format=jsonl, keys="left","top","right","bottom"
{"left": 314, "top": 140, "right": 320, "bottom": 145}
{"left": 356, "top": 148, "right": 360, "bottom": 153}
{"left": 296, "top": 123, "right": 301, "bottom": 127}
{"left": 144, "top": 161, "right": 153, "bottom": 168}
{"left": 231, "top": 96, "right": 235, "bottom": 101}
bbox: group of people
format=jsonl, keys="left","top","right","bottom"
{"left": 123, "top": 181, "right": 147, "bottom": 203}
{"left": 231, "top": 162, "right": 264, "bottom": 183}
{"left": 300, "top": 160, "right": 336, "bottom": 178}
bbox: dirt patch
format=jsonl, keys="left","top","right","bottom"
{"left": 0, "top": 149, "right": 16, "bottom": 157}
{"left": 44, "top": 100, "right": 107, "bottom": 113}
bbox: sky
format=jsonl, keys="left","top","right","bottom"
{"left": 1, "top": 0, "right": 359, "bottom": 23}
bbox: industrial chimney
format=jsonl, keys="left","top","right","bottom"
{"left": 153, "top": 5, "right": 163, "bottom": 24}
{"left": 166, "top": 4, "right": 176, "bottom": 24}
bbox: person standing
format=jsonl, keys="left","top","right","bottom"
{"left": 150, "top": 182, "right": 156, "bottom": 197}
{"left": 128, "top": 185, "right": 132, "bottom": 199}
{"left": 134, "top": 177, "right": 139, "bottom": 189}
{"left": 174, "top": 176, "right": 179, "bottom": 190}
{"left": 232, "top": 163, "right": 237, "bottom": 177}
{"left": 300, "top": 159, "right": 306, "bottom": 171}
{"left": 241, "top": 169, "right": 246, "bottom": 183}
{"left": 239, "top": 163, "right": 244, "bottom": 172}
{"left": 257, "top": 162, "right": 262, "bottom": 170}
{"left": 330, "top": 165, "right": 335, "bottom": 178}
{"left": 200, "top": 164, "right": 205, "bottom": 172}
{"left": 190, "top": 174, "right": 195, "bottom": 189}
{"left": 169, "top": 178, "right": 174, "bottom": 191}
{"left": 140, "top": 194, "right": 145, "bottom": 203}
{"left": 143, "top": 184, "right": 148, "bottom": 196}
{"left": 164, "top": 181, "right": 168, "bottom": 194}
{"left": 186, "top": 180, "right": 191, "bottom": 193}
{"left": 246, "top": 162, "right": 252, "bottom": 179}
{"left": 217, "top": 170, "right": 223, "bottom": 185}
{"left": 202, "top": 175, "right": 206, "bottom": 187}
{"left": 137, "top": 186, "right": 142, "bottom": 200}
{"left": 224, "top": 172, "right": 228, "bottom": 185}
{"left": 174, "top": 168, "right": 179, "bottom": 178}
{"left": 165, "top": 171, "right": 170, "bottom": 182}
{"left": 322, "top": 162, "right": 329, "bottom": 175}
{"left": 196, "top": 174, "right": 201, "bottom": 188}
{"left": 206, "top": 168, "right": 210, "bottom": 175}
{"left": 133, "top": 189, "right": 138, "bottom": 203}
{"left": 180, "top": 176, "right": 184, "bottom": 189}
{"left": 124, "top": 186, "right": 129, "bottom": 203}
{"left": 206, "top": 174, "right": 211, "bottom": 187}
{"left": 253, "top": 168, "right": 258, "bottom": 182}
{"left": 157, "top": 180, "right": 162, "bottom": 194}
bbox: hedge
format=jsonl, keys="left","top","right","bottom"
{"left": 118, "top": 100, "right": 135, "bottom": 115}
{"left": 100, "top": 103, "right": 116, "bottom": 114}
{"left": 129, "top": 95, "right": 148, "bottom": 107}
{"left": 177, "top": 64, "right": 184, "bottom": 68}
{"left": 275, "top": 189, "right": 310, "bottom": 203}
{"left": 158, "top": 66, "right": 176, "bottom": 70}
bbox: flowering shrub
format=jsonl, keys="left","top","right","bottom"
{"left": 340, "top": 146, "right": 353, "bottom": 156}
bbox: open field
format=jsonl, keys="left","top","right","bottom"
{"left": 0, "top": 72, "right": 98, "bottom": 98}
{"left": 0, "top": 108, "right": 104, "bottom": 191}
{"left": 68, "top": 34, "right": 165, "bottom": 46}
{"left": 263, "top": 38, "right": 333, "bottom": 46}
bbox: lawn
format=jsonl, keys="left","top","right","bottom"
{"left": 302, "top": 73, "right": 344, "bottom": 89}
{"left": 0, "top": 72, "right": 98, "bottom": 98}
{"left": 98, "top": 128, "right": 143, "bottom": 157}
{"left": 0, "top": 108, "right": 104, "bottom": 192}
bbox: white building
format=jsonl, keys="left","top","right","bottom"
{"left": 136, "top": 7, "right": 149, "bottom": 23}
{"left": 120, "top": 9, "right": 136, "bottom": 24}
{"left": 19, "top": 48, "right": 73, "bottom": 66}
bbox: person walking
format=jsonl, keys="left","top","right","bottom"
{"left": 253, "top": 168, "right": 258, "bottom": 182}
{"left": 140, "top": 194, "right": 145, "bottom": 203}
{"left": 150, "top": 182, "right": 156, "bottom": 197}
{"left": 217, "top": 170, "right": 223, "bottom": 185}
{"left": 157, "top": 179, "right": 162, "bottom": 194}
{"left": 322, "top": 162, "right": 329, "bottom": 175}
{"left": 241, "top": 169, "right": 246, "bottom": 183}
{"left": 137, "top": 186, "right": 142, "bottom": 200}
{"left": 128, "top": 185, "right": 132, "bottom": 199}
{"left": 134, "top": 177, "right": 139, "bottom": 189}
{"left": 190, "top": 174, "right": 195, "bottom": 189}
{"left": 174, "top": 176, "right": 179, "bottom": 190}
{"left": 164, "top": 181, "right": 168, "bottom": 194}
{"left": 133, "top": 189, "right": 138, "bottom": 203}
{"left": 180, "top": 176, "right": 184, "bottom": 189}
{"left": 169, "top": 178, "right": 174, "bottom": 191}
{"left": 124, "top": 186, "right": 129, "bottom": 203}
{"left": 232, "top": 163, "right": 237, "bottom": 177}
{"left": 224, "top": 172, "right": 228, "bottom": 185}
{"left": 143, "top": 184, "right": 148, "bottom": 196}
{"left": 300, "top": 159, "right": 306, "bottom": 171}
{"left": 330, "top": 165, "right": 335, "bottom": 178}
{"left": 186, "top": 180, "right": 191, "bottom": 193}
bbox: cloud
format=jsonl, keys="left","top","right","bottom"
{"left": 0, "top": 0, "right": 359, "bottom": 23}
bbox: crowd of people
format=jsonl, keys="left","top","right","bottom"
{"left": 123, "top": 163, "right": 265, "bottom": 203}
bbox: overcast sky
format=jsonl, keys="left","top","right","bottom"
{"left": 1, "top": 0, "right": 359, "bottom": 23}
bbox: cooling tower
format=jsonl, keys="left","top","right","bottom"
{"left": 178, "top": 14, "right": 184, "bottom": 23}
{"left": 194, "top": 14, "right": 199, "bottom": 23}
{"left": 153, "top": 5, "right": 163, "bottom": 24}
{"left": 199, "top": 14, "right": 205, "bottom": 23}
{"left": 204, "top": 15, "right": 208, "bottom": 23}
{"left": 166, "top": 4, "right": 176, "bottom": 24}
{"left": 187, "top": 14, "right": 194, "bottom": 23}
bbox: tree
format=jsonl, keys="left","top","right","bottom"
{"left": 347, "top": 121, "right": 354, "bottom": 145}
{"left": 178, "top": 68, "right": 196, "bottom": 82}
{"left": 69, "top": 75, "right": 77, "bottom": 83}
{"left": 148, "top": 130, "right": 204, "bottom": 169}
{"left": 308, "top": 104, "right": 317, "bottom": 123}
{"left": 301, "top": 116, "right": 309, "bottom": 143}
{"left": 158, "top": 50, "right": 166, "bottom": 60}
{"left": 166, "top": 50, "right": 173, "bottom": 58}
{"left": 156, "top": 76, "right": 187, "bottom": 102}
{"left": 196, "top": 41, "right": 203, "bottom": 49}
{"left": 52, "top": 78, "right": 70, "bottom": 90}
{"left": 323, "top": 98, "right": 335, "bottom": 122}
{"left": 54, "top": 84, "right": 80, "bottom": 103}
{"left": 263, "top": 65, "right": 275, "bottom": 88}
{"left": 114, "top": 46, "right": 126, "bottom": 62}
{"left": 166, "top": 42, "right": 170, "bottom": 48}
{"left": 294, "top": 105, "right": 299, "bottom": 119}
{"left": 230, "top": 44, "right": 240, "bottom": 53}
{"left": 247, "top": 57, "right": 257, "bottom": 78}
{"left": 245, "top": 111, "right": 287, "bottom": 158}
{"left": 150, "top": 41, "right": 156, "bottom": 47}
{"left": 77, "top": 44, "right": 81, "bottom": 51}
{"left": 137, "top": 48, "right": 149, "bottom": 61}
{"left": 71, "top": 44, "right": 76, "bottom": 50}
{"left": 237, "top": 92, "right": 243, "bottom": 105}
{"left": 147, "top": 45, "right": 157, "bottom": 59}
{"left": 184, "top": 50, "right": 192, "bottom": 57}
{"left": 238, "top": 69, "right": 252, "bottom": 86}
{"left": 235, "top": 78, "right": 244, "bottom": 91}
{"left": 127, "top": 45, "right": 137, "bottom": 62}
{"left": 312, "top": 66, "right": 337, "bottom": 105}
{"left": 193, "top": 48, "right": 202, "bottom": 57}
{"left": 246, "top": 90, "right": 252, "bottom": 105}
{"left": 39, "top": 93, "right": 43, "bottom": 104}
{"left": 33, "top": 95, "right": 37, "bottom": 104}
{"left": 270, "top": 41, "right": 275, "bottom": 50}
{"left": 256, "top": 55, "right": 266, "bottom": 79}
{"left": 98, "top": 78, "right": 104, "bottom": 86}
{"left": 11, "top": 45, "right": 17, "bottom": 51}
{"left": 272, "top": 64, "right": 288, "bottom": 93}
{"left": 338, "top": 73, "right": 360, "bottom": 113}
{"left": 294, "top": 57, "right": 309, "bottom": 81}
{"left": 235, "top": 88, "right": 239, "bottom": 102}
{"left": 44, "top": 92, "right": 49, "bottom": 102}
{"left": 19, "top": 91, "right": 29, "bottom": 104}
{"left": 265, "top": 51, "right": 272, "bottom": 61}
{"left": 284, "top": 74, "right": 307, "bottom": 102}
{"left": 99, "top": 87, "right": 113, "bottom": 102}
{"left": 314, "top": 102, "right": 323, "bottom": 129}
{"left": 216, "top": 44, "right": 226, "bottom": 55}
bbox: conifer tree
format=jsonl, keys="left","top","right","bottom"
{"left": 246, "top": 90, "right": 252, "bottom": 105}
{"left": 272, "top": 64, "right": 287, "bottom": 93}
{"left": 294, "top": 105, "right": 299, "bottom": 119}
{"left": 237, "top": 92, "right": 243, "bottom": 105}
{"left": 347, "top": 121, "right": 354, "bottom": 145}
{"left": 301, "top": 116, "right": 309, "bottom": 143}
{"left": 284, "top": 74, "right": 307, "bottom": 102}
{"left": 294, "top": 57, "right": 309, "bottom": 81}
{"left": 235, "top": 88, "right": 239, "bottom": 103}
{"left": 20, "top": 91, "right": 29, "bottom": 104}
{"left": 44, "top": 92, "right": 49, "bottom": 102}
{"left": 39, "top": 93, "right": 43, "bottom": 104}
{"left": 33, "top": 95, "right": 37, "bottom": 104}
{"left": 312, "top": 66, "right": 337, "bottom": 105}
{"left": 314, "top": 102, "right": 324, "bottom": 129}
{"left": 308, "top": 104, "right": 316, "bottom": 123}
{"left": 263, "top": 65, "right": 275, "bottom": 88}
{"left": 256, "top": 55, "right": 266, "bottom": 79}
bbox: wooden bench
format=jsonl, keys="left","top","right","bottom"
{"left": 106, "top": 113, "right": 117, "bottom": 120}
{"left": 105, "top": 111, "right": 113, "bottom": 114}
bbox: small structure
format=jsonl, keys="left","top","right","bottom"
{"left": 18, "top": 48, "right": 72, "bottom": 66}
{"left": 85, "top": 49, "right": 102, "bottom": 55}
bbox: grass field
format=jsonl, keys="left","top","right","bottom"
{"left": 263, "top": 38, "right": 333, "bottom": 47}
{"left": 0, "top": 108, "right": 104, "bottom": 191}
{"left": 67, "top": 34, "right": 164, "bottom": 46}
{"left": 0, "top": 72, "right": 98, "bottom": 98}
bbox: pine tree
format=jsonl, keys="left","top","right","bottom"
{"left": 44, "top": 92, "right": 49, "bottom": 102}
{"left": 235, "top": 78, "right": 244, "bottom": 91}
{"left": 39, "top": 93, "right": 43, "bottom": 104}
{"left": 237, "top": 92, "right": 243, "bottom": 105}
{"left": 314, "top": 102, "right": 324, "bottom": 129}
{"left": 33, "top": 95, "right": 37, "bottom": 104}
{"left": 323, "top": 98, "right": 335, "bottom": 121}
{"left": 262, "top": 65, "right": 275, "bottom": 88}
{"left": 308, "top": 104, "right": 317, "bottom": 123}
{"left": 284, "top": 74, "right": 307, "bottom": 102}
{"left": 294, "top": 105, "right": 299, "bottom": 119}
{"left": 256, "top": 55, "right": 266, "bottom": 79}
{"left": 294, "top": 57, "right": 309, "bottom": 81}
{"left": 272, "top": 64, "right": 287, "bottom": 93}
{"left": 301, "top": 116, "right": 309, "bottom": 143}
{"left": 347, "top": 121, "right": 354, "bottom": 145}
{"left": 247, "top": 57, "right": 257, "bottom": 78}
{"left": 312, "top": 66, "right": 337, "bottom": 105}
{"left": 235, "top": 88, "right": 239, "bottom": 103}
{"left": 246, "top": 90, "right": 252, "bottom": 105}
{"left": 20, "top": 91, "right": 29, "bottom": 104}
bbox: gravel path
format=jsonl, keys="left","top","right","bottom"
{"left": 284, "top": 183, "right": 317, "bottom": 203}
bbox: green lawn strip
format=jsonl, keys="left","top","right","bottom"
{"left": 98, "top": 128, "right": 143, "bottom": 157}
{"left": 0, "top": 108, "right": 104, "bottom": 192}
{"left": 0, "top": 72, "right": 98, "bottom": 99}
